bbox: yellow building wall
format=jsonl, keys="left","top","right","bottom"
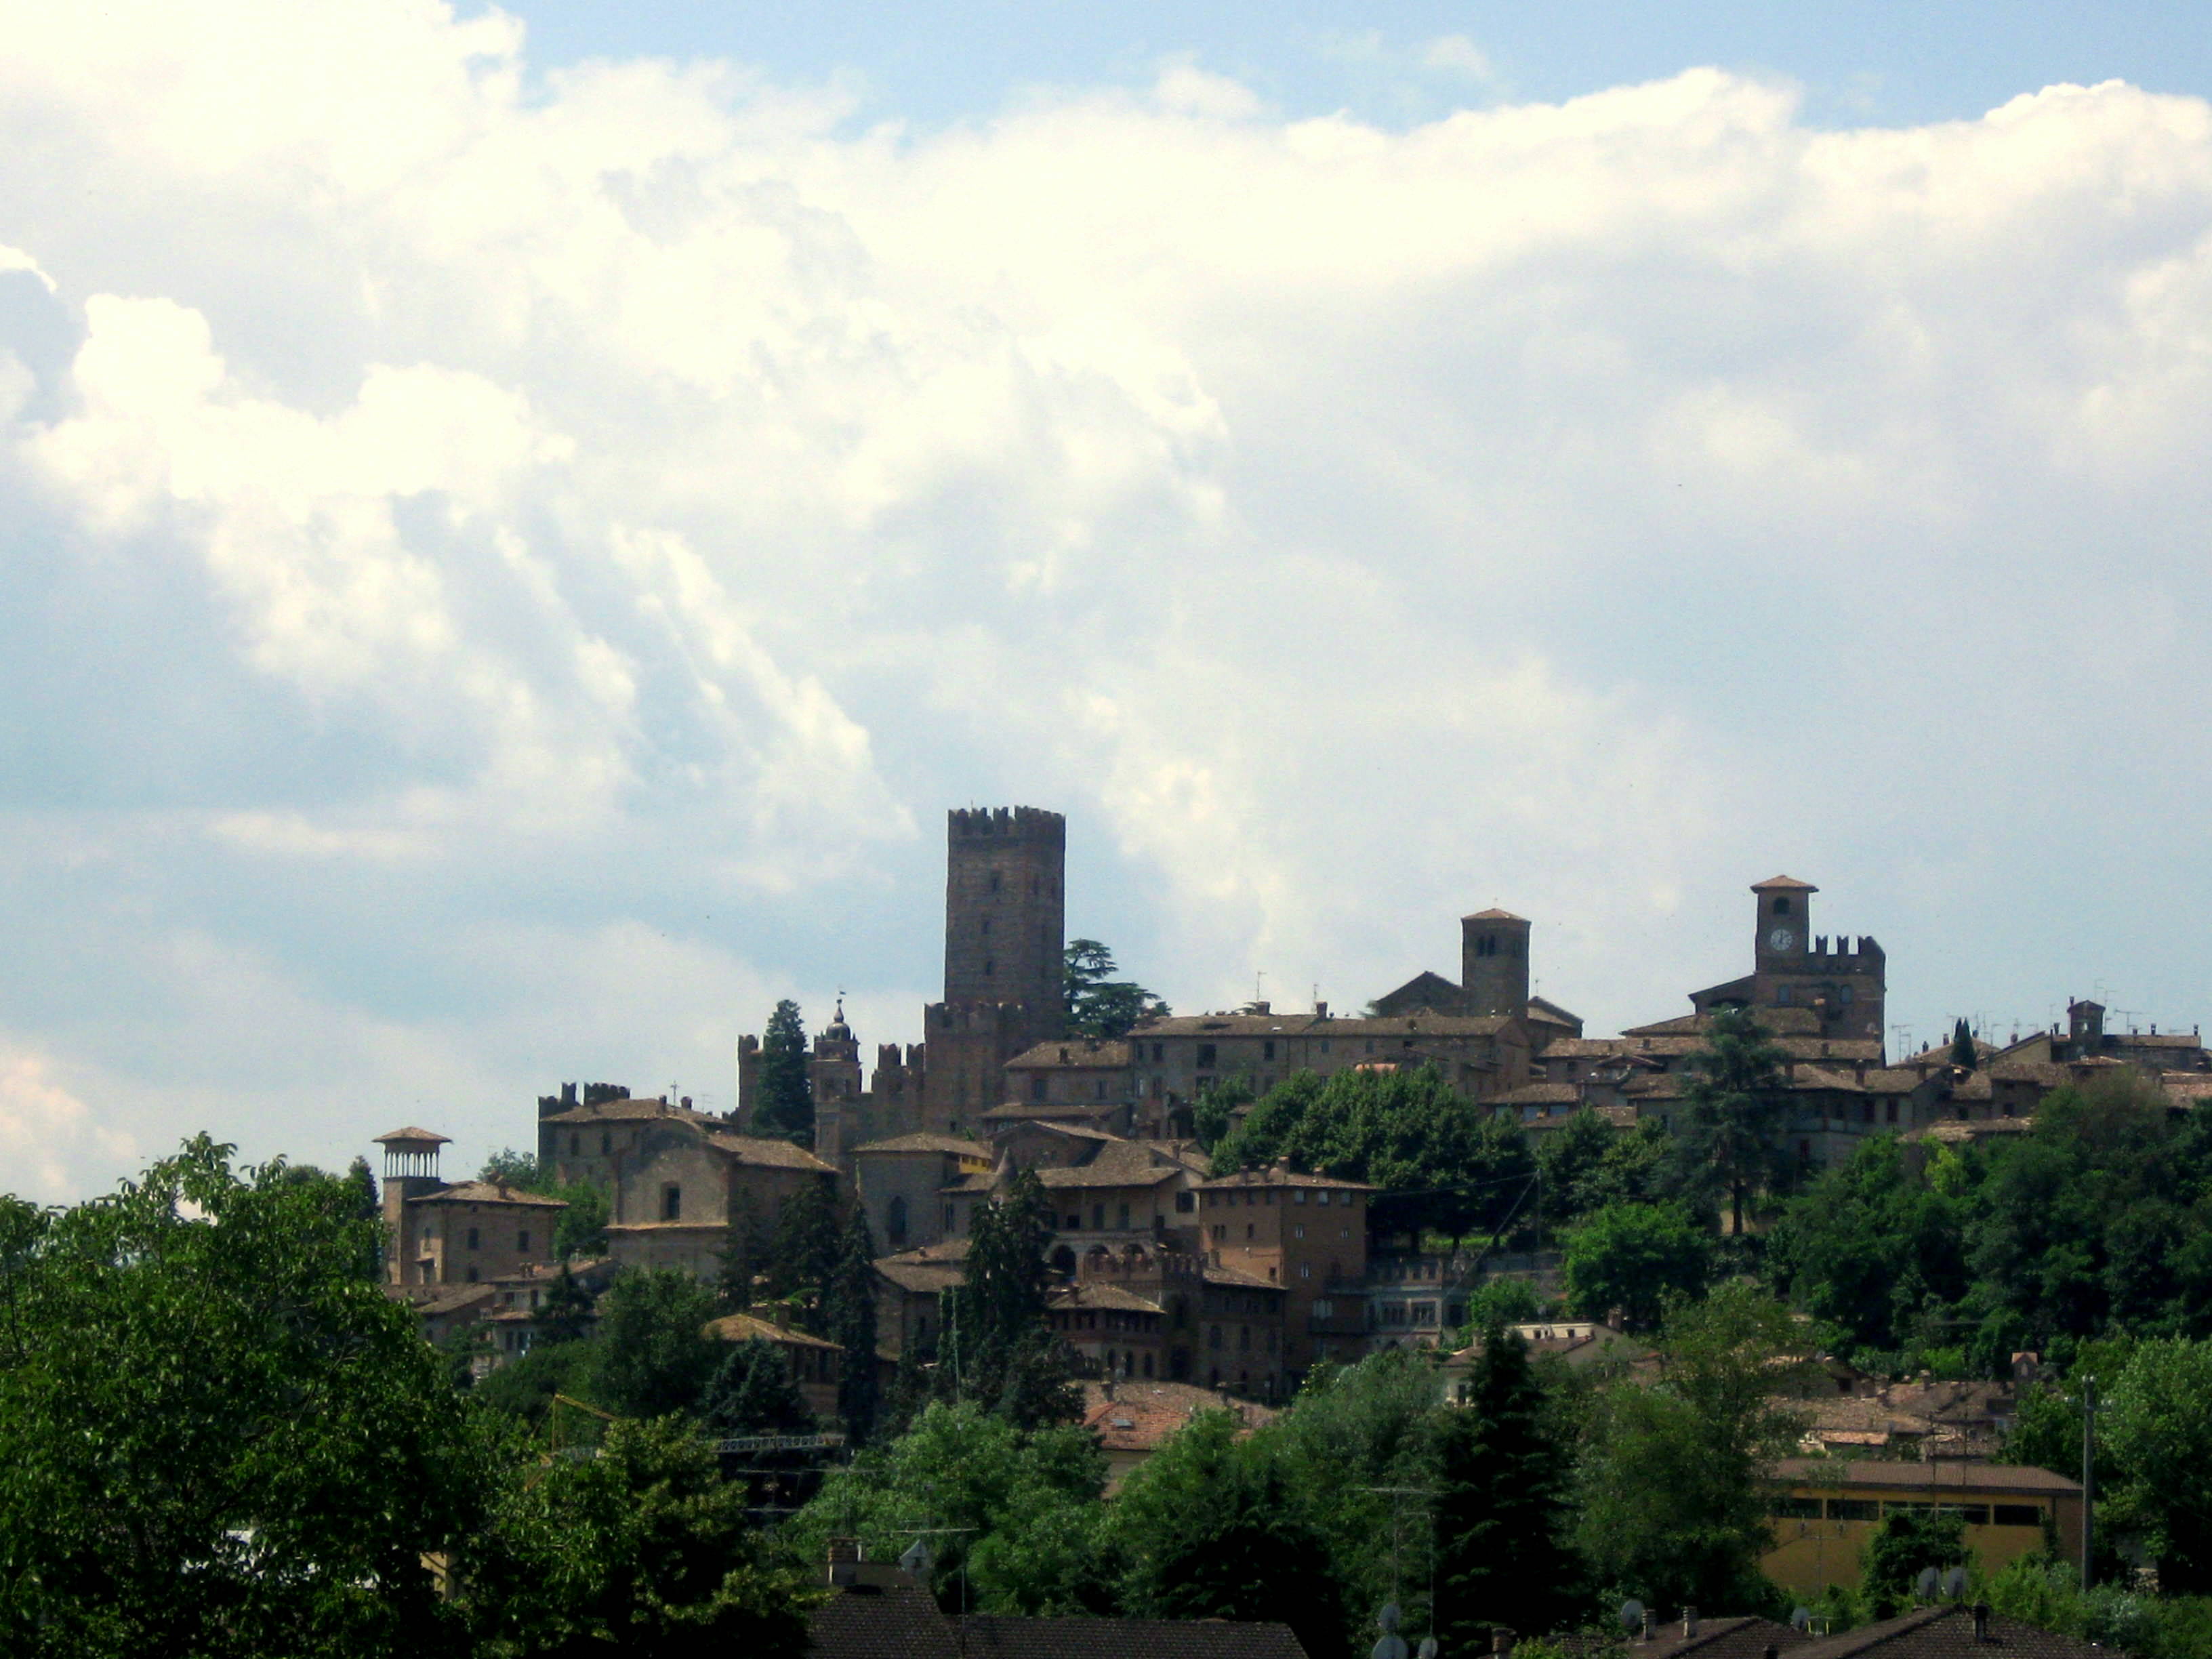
{"left": 1762, "top": 1488, "right": 2083, "bottom": 1600}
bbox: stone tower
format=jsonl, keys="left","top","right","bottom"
{"left": 1753, "top": 875, "right": 1816, "bottom": 966}
{"left": 922, "top": 806, "right": 1067, "bottom": 1132}
{"left": 371, "top": 1126, "right": 449, "bottom": 1286}
{"left": 1460, "top": 908, "right": 1532, "bottom": 1019}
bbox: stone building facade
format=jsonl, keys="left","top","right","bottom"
{"left": 374, "top": 1126, "right": 567, "bottom": 1289}
{"left": 1687, "top": 876, "right": 1886, "bottom": 1044}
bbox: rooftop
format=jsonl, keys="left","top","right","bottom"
{"left": 409, "top": 1181, "right": 567, "bottom": 1208}
{"left": 853, "top": 1132, "right": 993, "bottom": 1158}
{"left": 705, "top": 1312, "right": 840, "bottom": 1350}
{"left": 1786, "top": 1604, "right": 2116, "bottom": 1659}
{"left": 373, "top": 1125, "right": 451, "bottom": 1145}
{"left": 1774, "top": 1458, "right": 2079, "bottom": 1495}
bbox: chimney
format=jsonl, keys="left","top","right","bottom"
{"left": 827, "top": 1536, "right": 861, "bottom": 1587}
{"left": 1315, "top": 1000, "right": 1329, "bottom": 1019}
{"left": 1973, "top": 1605, "right": 1990, "bottom": 1643}
{"left": 1492, "top": 1629, "right": 1515, "bottom": 1657}
{"left": 1101, "top": 1378, "right": 1115, "bottom": 1401}
{"left": 1683, "top": 1609, "right": 1699, "bottom": 1638}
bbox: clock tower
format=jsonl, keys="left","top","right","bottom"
{"left": 1752, "top": 875, "right": 1816, "bottom": 964}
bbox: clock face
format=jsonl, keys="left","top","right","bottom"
{"left": 1769, "top": 927, "right": 1797, "bottom": 951}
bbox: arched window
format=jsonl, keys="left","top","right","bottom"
{"left": 886, "top": 1194, "right": 909, "bottom": 1246}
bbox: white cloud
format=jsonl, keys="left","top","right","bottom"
{"left": 3, "top": 5, "right": 2212, "bottom": 1193}
{"left": 0, "top": 1040, "right": 134, "bottom": 1202}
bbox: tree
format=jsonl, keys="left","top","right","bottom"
{"left": 538, "top": 1264, "right": 596, "bottom": 1346}
{"left": 1535, "top": 1111, "right": 1668, "bottom": 1229}
{"left": 764, "top": 1181, "right": 842, "bottom": 1334}
{"left": 830, "top": 1206, "right": 882, "bottom": 1443}
{"left": 1110, "top": 1411, "right": 1351, "bottom": 1659}
{"left": 458, "top": 1415, "right": 816, "bottom": 1657}
{"left": 1861, "top": 1509, "right": 1969, "bottom": 1616}
{"left": 699, "top": 1338, "right": 815, "bottom": 1437}
{"left": 787, "top": 1401, "right": 1112, "bottom": 1615}
{"left": 1433, "top": 1328, "right": 1582, "bottom": 1650}
{"left": 716, "top": 1204, "right": 773, "bottom": 1313}
{"left": 1193, "top": 1069, "right": 1256, "bottom": 1153}
{"left": 941, "top": 1168, "right": 1080, "bottom": 1428}
{"left": 1949, "top": 1019, "right": 1979, "bottom": 1072}
{"left": 1572, "top": 1284, "right": 1807, "bottom": 1614}
{"left": 1063, "top": 939, "right": 1170, "bottom": 1040}
{"left": 1562, "top": 1200, "right": 1713, "bottom": 1330}
{"left": 0, "top": 1138, "right": 480, "bottom": 1658}
{"left": 593, "top": 1267, "right": 721, "bottom": 1419}
{"left": 755, "top": 1000, "right": 813, "bottom": 1144}
{"left": 2103, "top": 1337, "right": 2212, "bottom": 1593}
{"left": 1672, "top": 1007, "right": 1794, "bottom": 1236}
{"left": 1214, "top": 1065, "right": 1534, "bottom": 1246}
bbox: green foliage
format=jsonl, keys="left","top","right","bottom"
{"left": 1764, "top": 1137, "right": 1971, "bottom": 1364}
{"left": 1986, "top": 1555, "right": 2212, "bottom": 1659}
{"left": 937, "top": 1168, "right": 1080, "bottom": 1429}
{"left": 1860, "top": 1509, "right": 1968, "bottom": 1616}
{"left": 1950, "top": 1019, "right": 1980, "bottom": 1071}
{"left": 1459, "top": 1275, "right": 1542, "bottom": 1340}
{"left": 2102, "top": 1337, "right": 2212, "bottom": 1593}
{"left": 593, "top": 1267, "right": 720, "bottom": 1419}
{"left": 1193, "top": 1069, "right": 1257, "bottom": 1153}
{"left": 1063, "top": 939, "right": 1171, "bottom": 1040}
{"left": 1563, "top": 1200, "right": 1713, "bottom": 1330}
{"left": 830, "top": 1206, "right": 881, "bottom": 1442}
{"left": 715, "top": 1204, "right": 772, "bottom": 1313}
{"left": 0, "top": 1137, "right": 480, "bottom": 1657}
{"left": 788, "top": 1400, "right": 1111, "bottom": 1614}
{"left": 1109, "top": 1410, "right": 1351, "bottom": 1659}
{"left": 538, "top": 1263, "right": 596, "bottom": 1346}
{"left": 1433, "top": 1330, "right": 1583, "bottom": 1650}
{"left": 1671, "top": 1006, "right": 1794, "bottom": 1236}
{"left": 764, "top": 1180, "right": 842, "bottom": 1334}
{"left": 755, "top": 999, "right": 813, "bottom": 1144}
{"left": 1535, "top": 1111, "right": 1669, "bottom": 1229}
{"left": 1572, "top": 1283, "right": 1803, "bottom": 1615}
{"left": 471, "top": 1336, "right": 600, "bottom": 1426}
{"left": 1269, "top": 1349, "right": 1449, "bottom": 1622}
{"left": 699, "top": 1338, "right": 815, "bottom": 1437}
{"left": 1767, "top": 1076, "right": 2212, "bottom": 1375}
{"left": 458, "top": 1414, "right": 817, "bottom": 1657}
{"left": 1214, "top": 1064, "right": 1534, "bottom": 1243}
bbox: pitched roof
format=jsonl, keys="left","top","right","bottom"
{"left": 1052, "top": 1284, "right": 1164, "bottom": 1313}
{"left": 811, "top": 1582, "right": 964, "bottom": 1659}
{"left": 705, "top": 1312, "right": 840, "bottom": 1350}
{"left": 1033, "top": 1141, "right": 1189, "bottom": 1189}
{"left": 702, "top": 1129, "right": 839, "bottom": 1172}
{"left": 854, "top": 1132, "right": 992, "bottom": 1157}
{"left": 1603, "top": 1615, "right": 1811, "bottom": 1659}
{"left": 1785, "top": 1604, "right": 2115, "bottom": 1659}
{"left": 876, "top": 1258, "right": 966, "bottom": 1294}
{"left": 1774, "top": 1458, "right": 2079, "bottom": 1496}
{"left": 1079, "top": 1380, "right": 1279, "bottom": 1456}
{"left": 956, "top": 1616, "right": 1308, "bottom": 1659}
{"left": 539, "top": 1096, "right": 717, "bottom": 1126}
{"left": 1526, "top": 995, "right": 1584, "bottom": 1027}
{"left": 1133, "top": 1012, "right": 1513, "bottom": 1039}
{"left": 409, "top": 1181, "right": 567, "bottom": 1208}
{"left": 1753, "top": 875, "right": 1820, "bottom": 891}
{"left": 1494, "top": 1083, "right": 1583, "bottom": 1106}
{"left": 1202, "top": 1164, "right": 1374, "bottom": 1191}
{"left": 1004, "top": 1040, "right": 1133, "bottom": 1070}
{"left": 373, "top": 1126, "right": 451, "bottom": 1145}
{"left": 1202, "top": 1263, "right": 1284, "bottom": 1292}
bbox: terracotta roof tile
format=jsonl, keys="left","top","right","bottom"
{"left": 853, "top": 1132, "right": 992, "bottom": 1157}
{"left": 1785, "top": 1604, "right": 2114, "bottom": 1659}
{"left": 409, "top": 1181, "right": 567, "bottom": 1208}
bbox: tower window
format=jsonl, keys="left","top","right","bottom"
{"left": 983, "top": 958, "right": 994, "bottom": 977}
{"left": 981, "top": 918, "right": 991, "bottom": 936}
{"left": 989, "top": 871, "right": 1002, "bottom": 893}
{"left": 466, "top": 1227, "right": 480, "bottom": 1250}
{"left": 662, "top": 1185, "right": 682, "bottom": 1221}
{"left": 1774, "top": 897, "right": 1793, "bottom": 915}
{"left": 517, "top": 1230, "right": 531, "bottom": 1252}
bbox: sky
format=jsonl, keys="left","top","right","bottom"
{"left": 5, "top": 1, "right": 2212, "bottom": 1202}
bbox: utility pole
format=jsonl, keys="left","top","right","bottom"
{"left": 2081, "top": 1375, "right": 2097, "bottom": 1592}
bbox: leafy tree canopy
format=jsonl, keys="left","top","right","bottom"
{"left": 1063, "top": 939, "right": 1170, "bottom": 1040}
{"left": 0, "top": 1138, "right": 480, "bottom": 1658}
{"left": 475, "top": 1148, "right": 610, "bottom": 1261}
{"left": 1671, "top": 1006, "right": 1794, "bottom": 1237}
{"left": 592, "top": 1267, "right": 722, "bottom": 1420}
{"left": 1563, "top": 1200, "right": 1714, "bottom": 1331}
{"left": 755, "top": 999, "right": 813, "bottom": 1145}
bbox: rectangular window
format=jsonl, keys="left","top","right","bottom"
{"left": 1827, "top": 1499, "right": 1879, "bottom": 1521}
{"left": 1197, "top": 1044, "right": 1216, "bottom": 1067}
{"left": 1993, "top": 1505, "right": 2045, "bottom": 1528}
{"left": 1771, "top": 1497, "right": 1822, "bottom": 1519}
{"left": 1152, "top": 1043, "right": 1163, "bottom": 1062}
{"left": 1295, "top": 1189, "right": 1307, "bottom": 1204}
{"left": 662, "top": 1185, "right": 682, "bottom": 1221}
{"left": 1299, "top": 1263, "right": 1311, "bottom": 1279}
{"left": 466, "top": 1226, "right": 480, "bottom": 1250}
{"left": 517, "top": 1230, "right": 531, "bottom": 1252}
{"left": 1294, "top": 1224, "right": 1305, "bottom": 1240}
{"left": 1311, "top": 1299, "right": 1332, "bottom": 1318}
{"left": 1412, "top": 1303, "right": 1437, "bottom": 1326}
{"left": 1212, "top": 1225, "right": 1227, "bottom": 1243}
{"left": 1092, "top": 1204, "right": 1105, "bottom": 1230}
{"left": 1118, "top": 1202, "right": 1130, "bottom": 1229}
{"left": 1263, "top": 1040, "right": 1275, "bottom": 1061}
{"left": 1032, "top": 1076, "right": 1048, "bottom": 1101}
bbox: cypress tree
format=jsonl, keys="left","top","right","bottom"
{"left": 756, "top": 999, "right": 813, "bottom": 1143}
{"left": 1948, "top": 1018, "right": 1978, "bottom": 1071}
{"left": 1432, "top": 1327, "right": 1581, "bottom": 1652}
{"left": 830, "top": 1206, "right": 881, "bottom": 1443}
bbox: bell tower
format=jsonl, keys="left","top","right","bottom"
{"left": 1753, "top": 876, "right": 1815, "bottom": 966}
{"left": 1460, "top": 909, "right": 1531, "bottom": 1019}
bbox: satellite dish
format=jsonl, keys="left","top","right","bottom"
{"left": 1944, "top": 1568, "right": 1970, "bottom": 1601}
{"left": 1372, "top": 1605, "right": 1408, "bottom": 1659}
{"left": 1620, "top": 1600, "right": 1647, "bottom": 1634}
{"left": 1790, "top": 1609, "right": 1812, "bottom": 1633}
{"left": 899, "top": 1539, "right": 934, "bottom": 1575}
{"left": 1418, "top": 1641, "right": 1439, "bottom": 1659}
{"left": 1916, "top": 1567, "right": 1941, "bottom": 1601}
{"left": 1378, "top": 1605, "right": 1402, "bottom": 1634}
